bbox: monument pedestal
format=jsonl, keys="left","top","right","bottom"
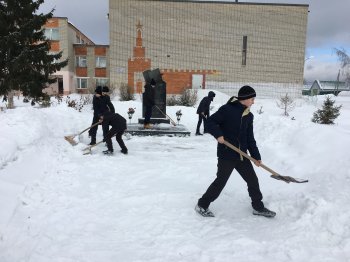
{"left": 126, "top": 123, "right": 190, "bottom": 137}
{"left": 138, "top": 118, "right": 170, "bottom": 124}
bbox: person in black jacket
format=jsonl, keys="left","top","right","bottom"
{"left": 100, "top": 111, "right": 128, "bottom": 155}
{"left": 196, "top": 91, "right": 215, "bottom": 135}
{"left": 143, "top": 79, "right": 156, "bottom": 129}
{"left": 101, "top": 86, "right": 115, "bottom": 137}
{"left": 102, "top": 86, "right": 115, "bottom": 113}
{"left": 88, "top": 86, "right": 115, "bottom": 145}
{"left": 195, "top": 85, "right": 276, "bottom": 218}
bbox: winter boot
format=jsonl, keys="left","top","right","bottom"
{"left": 89, "top": 137, "right": 96, "bottom": 145}
{"left": 195, "top": 204, "right": 215, "bottom": 217}
{"left": 195, "top": 132, "right": 203, "bottom": 136}
{"left": 144, "top": 123, "right": 153, "bottom": 129}
{"left": 121, "top": 148, "right": 128, "bottom": 154}
{"left": 253, "top": 207, "right": 276, "bottom": 218}
{"left": 103, "top": 150, "right": 114, "bottom": 155}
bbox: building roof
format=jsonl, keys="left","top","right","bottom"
{"left": 139, "top": 0, "right": 309, "bottom": 8}
{"left": 310, "top": 80, "right": 346, "bottom": 91}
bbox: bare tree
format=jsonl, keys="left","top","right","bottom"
{"left": 334, "top": 48, "right": 350, "bottom": 87}
{"left": 276, "top": 93, "right": 295, "bottom": 116}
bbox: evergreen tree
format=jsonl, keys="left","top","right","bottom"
{"left": 0, "top": 0, "right": 68, "bottom": 101}
{"left": 312, "top": 96, "right": 342, "bottom": 125}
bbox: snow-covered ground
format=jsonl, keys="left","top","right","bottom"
{"left": 0, "top": 90, "right": 349, "bottom": 262}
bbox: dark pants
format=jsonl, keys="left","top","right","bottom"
{"left": 144, "top": 105, "right": 153, "bottom": 124}
{"left": 105, "top": 128, "right": 127, "bottom": 152}
{"left": 198, "top": 158, "right": 264, "bottom": 211}
{"left": 196, "top": 114, "right": 207, "bottom": 133}
{"left": 89, "top": 115, "right": 100, "bottom": 143}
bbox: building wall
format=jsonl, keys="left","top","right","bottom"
{"left": 74, "top": 45, "right": 110, "bottom": 94}
{"left": 44, "top": 17, "right": 98, "bottom": 95}
{"left": 109, "top": 0, "right": 308, "bottom": 97}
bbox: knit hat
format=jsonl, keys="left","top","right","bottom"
{"left": 237, "top": 85, "right": 256, "bottom": 100}
{"left": 102, "top": 86, "right": 110, "bottom": 93}
{"left": 95, "top": 86, "right": 102, "bottom": 95}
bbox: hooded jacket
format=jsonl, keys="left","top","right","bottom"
{"left": 196, "top": 91, "right": 215, "bottom": 116}
{"left": 207, "top": 100, "right": 261, "bottom": 161}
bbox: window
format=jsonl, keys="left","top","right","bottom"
{"left": 242, "top": 35, "right": 248, "bottom": 66}
{"left": 96, "top": 78, "right": 108, "bottom": 87}
{"left": 95, "top": 56, "right": 107, "bottom": 68}
{"left": 77, "top": 78, "right": 88, "bottom": 89}
{"left": 75, "top": 56, "right": 87, "bottom": 67}
{"left": 44, "top": 28, "right": 59, "bottom": 40}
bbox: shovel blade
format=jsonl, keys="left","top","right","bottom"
{"left": 83, "top": 149, "right": 91, "bottom": 155}
{"left": 64, "top": 136, "right": 78, "bottom": 146}
{"left": 270, "top": 174, "right": 308, "bottom": 184}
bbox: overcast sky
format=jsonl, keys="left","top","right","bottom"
{"left": 39, "top": 0, "right": 350, "bottom": 82}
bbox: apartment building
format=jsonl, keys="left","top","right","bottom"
{"left": 44, "top": 17, "right": 109, "bottom": 95}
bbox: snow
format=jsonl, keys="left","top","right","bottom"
{"left": 0, "top": 90, "right": 350, "bottom": 262}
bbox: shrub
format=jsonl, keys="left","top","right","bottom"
{"left": 178, "top": 89, "right": 198, "bottom": 107}
{"left": 276, "top": 93, "right": 295, "bottom": 116}
{"left": 65, "top": 95, "right": 90, "bottom": 112}
{"left": 312, "top": 96, "right": 342, "bottom": 124}
{"left": 119, "top": 83, "right": 135, "bottom": 101}
{"left": 166, "top": 95, "right": 180, "bottom": 106}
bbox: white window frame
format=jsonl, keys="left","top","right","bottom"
{"left": 76, "top": 56, "right": 87, "bottom": 67}
{"left": 44, "top": 28, "right": 59, "bottom": 40}
{"left": 95, "top": 56, "right": 107, "bottom": 68}
{"left": 95, "top": 78, "right": 108, "bottom": 87}
{"left": 77, "top": 78, "right": 88, "bottom": 89}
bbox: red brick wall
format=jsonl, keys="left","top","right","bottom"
{"left": 95, "top": 68, "right": 107, "bottom": 77}
{"left": 160, "top": 70, "right": 217, "bottom": 94}
{"left": 45, "top": 18, "right": 59, "bottom": 28}
{"left": 74, "top": 46, "right": 87, "bottom": 55}
{"left": 136, "top": 81, "right": 143, "bottom": 94}
{"left": 133, "top": 47, "right": 145, "bottom": 58}
{"left": 127, "top": 58, "right": 151, "bottom": 88}
{"left": 76, "top": 67, "right": 87, "bottom": 77}
{"left": 95, "top": 47, "right": 107, "bottom": 56}
{"left": 162, "top": 71, "right": 192, "bottom": 94}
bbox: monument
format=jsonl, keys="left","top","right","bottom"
{"left": 139, "top": 68, "right": 169, "bottom": 124}
{"left": 125, "top": 68, "right": 190, "bottom": 136}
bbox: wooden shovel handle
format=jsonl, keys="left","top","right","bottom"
{"left": 79, "top": 120, "right": 101, "bottom": 135}
{"left": 155, "top": 105, "right": 177, "bottom": 126}
{"left": 222, "top": 140, "right": 281, "bottom": 177}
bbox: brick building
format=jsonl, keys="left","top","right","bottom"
{"left": 44, "top": 17, "right": 109, "bottom": 95}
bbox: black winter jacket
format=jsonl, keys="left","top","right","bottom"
{"left": 143, "top": 83, "right": 155, "bottom": 107}
{"left": 103, "top": 95, "right": 115, "bottom": 114}
{"left": 207, "top": 100, "right": 261, "bottom": 161}
{"left": 93, "top": 95, "right": 114, "bottom": 117}
{"left": 197, "top": 91, "right": 215, "bottom": 116}
{"left": 102, "top": 113, "right": 127, "bottom": 139}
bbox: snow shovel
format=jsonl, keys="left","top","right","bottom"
{"left": 64, "top": 121, "right": 101, "bottom": 146}
{"left": 82, "top": 140, "right": 104, "bottom": 155}
{"left": 222, "top": 141, "right": 308, "bottom": 184}
{"left": 155, "top": 105, "right": 177, "bottom": 126}
{"left": 82, "top": 134, "right": 116, "bottom": 155}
